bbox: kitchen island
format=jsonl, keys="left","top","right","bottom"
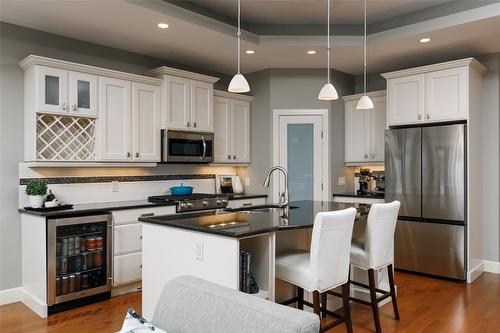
{"left": 140, "top": 200, "right": 385, "bottom": 319}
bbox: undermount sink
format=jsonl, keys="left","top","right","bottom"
{"left": 224, "top": 204, "right": 299, "bottom": 213}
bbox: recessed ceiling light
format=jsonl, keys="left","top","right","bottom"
{"left": 419, "top": 37, "right": 431, "bottom": 43}
{"left": 307, "top": 50, "right": 317, "bottom": 55}
{"left": 246, "top": 50, "right": 255, "bottom": 54}
{"left": 157, "top": 23, "right": 169, "bottom": 29}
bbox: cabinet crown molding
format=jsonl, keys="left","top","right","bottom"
{"left": 342, "top": 90, "right": 386, "bottom": 102}
{"left": 18, "top": 55, "right": 163, "bottom": 86}
{"left": 145, "top": 66, "right": 219, "bottom": 84}
{"left": 381, "top": 57, "right": 487, "bottom": 79}
{"left": 214, "top": 90, "right": 254, "bottom": 102}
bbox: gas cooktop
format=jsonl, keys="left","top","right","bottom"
{"left": 148, "top": 193, "right": 229, "bottom": 213}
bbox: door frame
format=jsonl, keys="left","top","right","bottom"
{"left": 272, "top": 109, "right": 330, "bottom": 203}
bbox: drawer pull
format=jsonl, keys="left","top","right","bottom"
{"left": 242, "top": 203, "right": 253, "bottom": 207}
{"left": 140, "top": 235, "right": 143, "bottom": 240}
{"left": 140, "top": 213, "right": 154, "bottom": 218}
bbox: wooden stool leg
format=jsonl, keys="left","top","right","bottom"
{"left": 297, "top": 286, "right": 304, "bottom": 310}
{"left": 388, "top": 264, "right": 400, "bottom": 320}
{"left": 313, "top": 290, "right": 321, "bottom": 316}
{"left": 341, "top": 282, "right": 353, "bottom": 333}
{"left": 321, "top": 292, "right": 327, "bottom": 318}
{"left": 368, "top": 269, "right": 382, "bottom": 333}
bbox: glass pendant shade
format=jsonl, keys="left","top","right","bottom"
{"left": 318, "top": 82, "right": 338, "bottom": 100}
{"left": 356, "top": 94, "right": 374, "bottom": 110}
{"left": 228, "top": 73, "right": 250, "bottom": 93}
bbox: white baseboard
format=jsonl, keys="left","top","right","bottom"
{"left": 351, "top": 285, "right": 393, "bottom": 308}
{"left": 111, "top": 281, "right": 142, "bottom": 297}
{"left": 483, "top": 260, "right": 500, "bottom": 274}
{"left": 467, "top": 261, "right": 485, "bottom": 283}
{"left": 21, "top": 289, "right": 47, "bottom": 318}
{"left": 0, "top": 287, "right": 24, "bottom": 305}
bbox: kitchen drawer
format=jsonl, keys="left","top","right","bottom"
{"left": 226, "top": 197, "right": 266, "bottom": 209}
{"left": 112, "top": 206, "right": 176, "bottom": 225}
{"left": 113, "top": 252, "right": 142, "bottom": 285}
{"left": 114, "top": 223, "right": 142, "bottom": 255}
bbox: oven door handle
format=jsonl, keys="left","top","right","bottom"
{"left": 201, "top": 136, "right": 207, "bottom": 160}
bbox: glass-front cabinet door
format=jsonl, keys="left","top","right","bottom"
{"left": 69, "top": 71, "right": 97, "bottom": 117}
{"left": 37, "top": 66, "right": 68, "bottom": 113}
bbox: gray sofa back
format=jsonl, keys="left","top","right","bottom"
{"left": 151, "top": 276, "right": 320, "bottom": 333}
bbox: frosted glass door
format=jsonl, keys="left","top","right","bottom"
{"left": 279, "top": 115, "right": 323, "bottom": 202}
{"left": 69, "top": 71, "right": 97, "bottom": 117}
{"left": 37, "top": 66, "right": 68, "bottom": 113}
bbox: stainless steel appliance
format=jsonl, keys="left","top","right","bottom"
{"left": 385, "top": 123, "right": 466, "bottom": 280}
{"left": 148, "top": 193, "right": 229, "bottom": 213}
{"left": 161, "top": 129, "right": 214, "bottom": 163}
{"left": 47, "top": 214, "right": 112, "bottom": 313}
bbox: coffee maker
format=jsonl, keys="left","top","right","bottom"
{"left": 357, "top": 168, "right": 372, "bottom": 195}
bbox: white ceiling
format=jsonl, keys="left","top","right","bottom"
{"left": 1, "top": 0, "right": 500, "bottom": 76}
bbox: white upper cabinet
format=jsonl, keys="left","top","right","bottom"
{"left": 344, "top": 91, "right": 386, "bottom": 164}
{"left": 133, "top": 83, "right": 161, "bottom": 162}
{"left": 98, "top": 77, "right": 132, "bottom": 161}
{"left": 20, "top": 55, "right": 163, "bottom": 165}
{"left": 383, "top": 58, "right": 487, "bottom": 126}
{"left": 145, "top": 67, "right": 219, "bottom": 132}
{"left": 191, "top": 81, "right": 213, "bottom": 131}
{"left": 213, "top": 91, "right": 253, "bottom": 164}
{"left": 164, "top": 75, "right": 191, "bottom": 130}
{"left": 425, "top": 67, "right": 467, "bottom": 122}
{"left": 213, "top": 96, "right": 232, "bottom": 162}
{"left": 69, "top": 71, "right": 98, "bottom": 117}
{"left": 387, "top": 74, "right": 424, "bottom": 126}
{"left": 37, "top": 66, "right": 68, "bottom": 114}
{"left": 231, "top": 99, "right": 250, "bottom": 163}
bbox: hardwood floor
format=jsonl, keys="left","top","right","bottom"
{"left": 0, "top": 272, "right": 499, "bottom": 333}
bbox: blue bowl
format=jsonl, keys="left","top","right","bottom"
{"left": 170, "top": 185, "right": 193, "bottom": 196}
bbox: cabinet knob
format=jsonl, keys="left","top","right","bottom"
{"left": 72, "top": 104, "right": 77, "bottom": 111}
{"left": 61, "top": 103, "right": 68, "bottom": 111}
{"left": 364, "top": 153, "right": 368, "bottom": 159}
{"left": 228, "top": 155, "right": 231, "bottom": 160}
{"left": 426, "top": 114, "right": 431, "bottom": 120}
{"left": 371, "top": 153, "right": 375, "bottom": 159}
{"left": 187, "top": 121, "right": 190, "bottom": 127}
{"left": 135, "top": 152, "right": 139, "bottom": 158}
{"left": 233, "top": 155, "right": 236, "bottom": 160}
{"left": 193, "top": 122, "right": 197, "bottom": 128}
{"left": 127, "top": 152, "right": 131, "bottom": 158}
{"left": 418, "top": 114, "right": 422, "bottom": 120}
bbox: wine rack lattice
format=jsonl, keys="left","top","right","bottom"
{"left": 36, "top": 114, "right": 96, "bottom": 160}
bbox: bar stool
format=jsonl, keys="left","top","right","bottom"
{"left": 332, "top": 201, "right": 401, "bottom": 333}
{"left": 275, "top": 208, "right": 357, "bottom": 333}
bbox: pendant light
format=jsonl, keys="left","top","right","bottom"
{"left": 318, "top": 0, "right": 338, "bottom": 100}
{"left": 228, "top": 0, "right": 250, "bottom": 93}
{"left": 356, "top": 0, "right": 374, "bottom": 110}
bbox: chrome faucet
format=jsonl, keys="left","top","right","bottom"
{"left": 263, "top": 166, "right": 289, "bottom": 208}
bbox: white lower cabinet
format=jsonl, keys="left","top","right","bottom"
{"left": 111, "top": 206, "right": 175, "bottom": 286}
{"left": 213, "top": 91, "right": 252, "bottom": 164}
{"left": 113, "top": 252, "right": 142, "bottom": 286}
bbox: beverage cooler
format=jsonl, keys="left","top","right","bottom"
{"left": 47, "top": 214, "right": 112, "bottom": 312}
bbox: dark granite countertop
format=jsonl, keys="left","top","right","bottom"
{"left": 18, "top": 194, "right": 268, "bottom": 218}
{"left": 333, "top": 192, "right": 385, "bottom": 199}
{"left": 139, "top": 200, "right": 370, "bottom": 238}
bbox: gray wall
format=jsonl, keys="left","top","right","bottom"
{"left": 0, "top": 22, "right": 232, "bottom": 290}
{"left": 237, "top": 68, "right": 355, "bottom": 197}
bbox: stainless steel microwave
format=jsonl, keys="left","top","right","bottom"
{"left": 161, "top": 129, "right": 214, "bottom": 163}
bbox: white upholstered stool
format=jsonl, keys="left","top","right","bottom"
{"left": 275, "top": 208, "right": 357, "bottom": 333}
{"left": 345, "top": 201, "right": 401, "bottom": 333}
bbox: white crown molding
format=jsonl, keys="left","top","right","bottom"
{"left": 25, "top": 161, "right": 157, "bottom": 168}
{"left": 18, "top": 55, "right": 163, "bottom": 86}
{"left": 145, "top": 66, "right": 220, "bottom": 84}
{"left": 214, "top": 90, "right": 254, "bottom": 102}
{"left": 342, "top": 90, "right": 386, "bottom": 102}
{"left": 381, "top": 57, "right": 487, "bottom": 79}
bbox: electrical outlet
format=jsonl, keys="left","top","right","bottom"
{"left": 112, "top": 181, "right": 119, "bottom": 192}
{"left": 338, "top": 176, "right": 346, "bottom": 186}
{"left": 245, "top": 177, "right": 250, "bottom": 186}
{"left": 195, "top": 240, "right": 204, "bottom": 261}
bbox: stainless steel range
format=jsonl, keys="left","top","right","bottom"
{"left": 147, "top": 193, "right": 229, "bottom": 213}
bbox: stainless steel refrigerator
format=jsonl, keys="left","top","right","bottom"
{"left": 385, "top": 123, "right": 466, "bottom": 281}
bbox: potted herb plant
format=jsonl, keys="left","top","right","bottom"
{"left": 26, "top": 179, "right": 47, "bottom": 208}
